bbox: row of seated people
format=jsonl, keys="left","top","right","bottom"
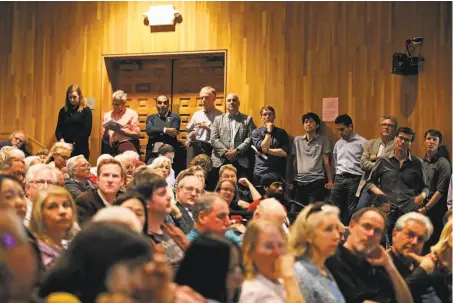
{"left": 0, "top": 158, "right": 452, "bottom": 302}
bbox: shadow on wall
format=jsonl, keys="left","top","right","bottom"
{"left": 400, "top": 75, "right": 419, "bottom": 118}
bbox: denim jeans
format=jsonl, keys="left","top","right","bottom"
{"left": 356, "top": 190, "right": 376, "bottom": 211}
{"left": 331, "top": 175, "right": 361, "bottom": 225}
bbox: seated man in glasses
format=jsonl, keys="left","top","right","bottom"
{"left": 64, "top": 155, "right": 95, "bottom": 200}
{"left": 0, "top": 130, "right": 31, "bottom": 157}
{"left": 23, "top": 164, "right": 59, "bottom": 226}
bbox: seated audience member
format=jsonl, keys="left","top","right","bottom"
{"left": 64, "top": 155, "right": 95, "bottom": 200}
{"left": 389, "top": 212, "right": 442, "bottom": 302}
{"left": 288, "top": 203, "right": 345, "bottom": 303}
{"left": 114, "top": 191, "right": 148, "bottom": 233}
{"left": 215, "top": 179, "right": 242, "bottom": 211}
{"left": 188, "top": 153, "right": 213, "bottom": 176}
{"left": 24, "top": 155, "right": 41, "bottom": 170}
{"left": 240, "top": 219, "right": 304, "bottom": 303}
{"left": 0, "top": 130, "right": 31, "bottom": 157}
{"left": 130, "top": 173, "right": 188, "bottom": 270}
{"left": 443, "top": 208, "right": 452, "bottom": 225}
{"left": 89, "top": 154, "right": 113, "bottom": 184}
{"left": 158, "top": 144, "right": 177, "bottom": 188}
{"left": 29, "top": 186, "right": 78, "bottom": 270}
{"left": 428, "top": 220, "right": 452, "bottom": 302}
{"left": 219, "top": 164, "right": 261, "bottom": 209}
{"left": 253, "top": 198, "right": 288, "bottom": 229}
{"left": 36, "top": 148, "right": 49, "bottom": 162}
{"left": 172, "top": 175, "right": 203, "bottom": 234}
{"left": 0, "top": 210, "right": 39, "bottom": 303}
{"left": 54, "top": 169, "right": 65, "bottom": 187}
{"left": 38, "top": 222, "right": 155, "bottom": 303}
{"left": 75, "top": 159, "right": 124, "bottom": 224}
{"left": 46, "top": 142, "right": 73, "bottom": 179}
{"left": 92, "top": 206, "right": 142, "bottom": 233}
{"left": 0, "top": 157, "right": 26, "bottom": 184}
{"left": 102, "top": 90, "right": 140, "bottom": 156}
{"left": 187, "top": 165, "right": 207, "bottom": 189}
{"left": 149, "top": 155, "right": 176, "bottom": 203}
{"left": 187, "top": 193, "right": 241, "bottom": 245}
{"left": 24, "top": 163, "right": 59, "bottom": 226}
{"left": 115, "top": 150, "right": 140, "bottom": 186}
{"left": 0, "top": 146, "right": 14, "bottom": 160}
{"left": 174, "top": 232, "right": 244, "bottom": 303}
{"left": 5, "top": 147, "right": 26, "bottom": 160}
{"left": 325, "top": 207, "right": 413, "bottom": 303}
{"left": 247, "top": 172, "right": 285, "bottom": 212}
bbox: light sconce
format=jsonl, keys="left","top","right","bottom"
{"left": 143, "top": 5, "right": 181, "bottom": 27}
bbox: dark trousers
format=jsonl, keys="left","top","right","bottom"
{"left": 356, "top": 189, "right": 376, "bottom": 211}
{"left": 190, "top": 141, "right": 213, "bottom": 158}
{"left": 291, "top": 179, "right": 326, "bottom": 213}
{"left": 331, "top": 174, "right": 361, "bottom": 225}
{"left": 386, "top": 207, "right": 405, "bottom": 243}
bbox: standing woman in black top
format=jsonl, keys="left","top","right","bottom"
{"left": 55, "top": 85, "right": 92, "bottom": 160}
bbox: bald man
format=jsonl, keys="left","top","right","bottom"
{"left": 145, "top": 95, "right": 181, "bottom": 168}
{"left": 210, "top": 93, "right": 256, "bottom": 181}
{"left": 253, "top": 198, "right": 288, "bottom": 233}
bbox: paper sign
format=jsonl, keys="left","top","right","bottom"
{"left": 85, "top": 97, "right": 95, "bottom": 110}
{"left": 322, "top": 97, "right": 339, "bottom": 121}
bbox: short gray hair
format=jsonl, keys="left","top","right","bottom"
{"left": 394, "top": 212, "right": 434, "bottom": 241}
{"left": 192, "top": 193, "right": 226, "bottom": 223}
{"left": 112, "top": 90, "right": 127, "bottom": 102}
{"left": 150, "top": 156, "right": 172, "bottom": 170}
{"left": 92, "top": 206, "right": 142, "bottom": 233}
{"left": 66, "top": 155, "right": 86, "bottom": 178}
{"left": 25, "top": 163, "right": 58, "bottom": 184}
{"left": 380, "top": 115, "right": 398, "bottom": 129}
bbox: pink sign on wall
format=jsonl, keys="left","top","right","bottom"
{"left": 322, "top": 97, "right": 339, "bottom": 121}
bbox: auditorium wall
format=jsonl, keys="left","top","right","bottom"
{"left": 0, "top": 1, "right": 451, "bottom": 161}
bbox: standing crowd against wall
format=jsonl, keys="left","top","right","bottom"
{"left": 0, "top": 84, "right": 451, "bottom": 303}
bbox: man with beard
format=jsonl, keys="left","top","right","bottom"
{"left": 145, "top": 95, "right": 181, "bottom": 165}
{"left": 0, "top": 130, "right": 30, "bottom": 157}
{"left": 357, "top": 116, "right": 397, "bottom": 210}
{"left": 365, "top": 127, "right": 429, "bottom": 241}
{"left": 64, "top": 155, "right": 95, "bottom": 200}
{"left": 247, "top": 173, "right": 285, "bottom": 211}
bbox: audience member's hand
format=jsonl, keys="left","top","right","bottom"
{"left": 165, "top": 128, "right": 179, "bottom": 136}
{"left": 59, "top": 138, "right": 66, "bottom": 143}
{"left": 61, "top": 167, "right": 68, "bottom": 175}
{"left": 366, "top": 245, "right": 392, "bottom": 268}
{"left": 237, "top": 178, "right": 250, "bottom": 187}
{"left": 188, "top": 131, "right": 196, "bottom": 139}
{"left": 414, "top": 194, "right": 425, "bottom": 208}
{"left": 169, "top": 284, "right": 207, "bottom": 303}
{"left": 370, "top": 154, "right": 377, "bottom": 161}
{"left": 265, "top": 122, "right": 274, "bottom": 133}
{"left": 404, "top": 251, "right": 424, "bottom": 264}
{"left": 237, "top": 200, "right": 250, "bottom": 209}
{"left": 224, "top": 149, "right": 238, "bottom": 160}
{"left": 276, "top": 255, "right": 297, "bottom": 280}
{"left": 418, "top": 253, "right": 438, "bottom": 274}
{"left": 324, "top": 182, "right": 334, "bottom": 189}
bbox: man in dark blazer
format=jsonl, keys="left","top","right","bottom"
{"left": 172, "top": 175, "right": 203, "bottom": 234}
{"left": 75, "top": 159, "right": 124, "bottom": 224}
{"left": 210, "top": 93, "right": 256, "bottom": 180}
{"left": 145, "top": 95, "right": 181, "bottom": 165}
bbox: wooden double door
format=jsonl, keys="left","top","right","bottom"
{"left": 112, "top": 54, "right": 226, "bottom": 159}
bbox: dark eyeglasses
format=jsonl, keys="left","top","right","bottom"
{"left": 396, "top": 135, "right": 412, "bottom": 143}
{"left": 56, "top": 154, "right": 70, "bottom": 161}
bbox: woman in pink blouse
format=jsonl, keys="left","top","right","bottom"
{"left": 102, "top": 90, "right": 141, "bottom": 156}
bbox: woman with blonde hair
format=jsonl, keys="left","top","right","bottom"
{"left": 288, "top": 202, "right": 345, "bottom": 303}
{"left": 29, "top": 186, "right": 78, "bottom": 270}
{"left": 240, "top": 219, "right": 304, "bottom": 303}
{"left": 55, "top": 84, "right": 92, "bottom": 159}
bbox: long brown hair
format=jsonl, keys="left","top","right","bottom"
{"left": 64, "top": 84, "right": 86, "bottom": 112}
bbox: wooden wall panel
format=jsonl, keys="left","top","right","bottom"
{"left": 0, "top": 1, "right": 451, "bottom": 163}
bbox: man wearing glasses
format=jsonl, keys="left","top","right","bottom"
{"left": 365, "top": 127, "right": 429, "bottom": 241}
{"left": 0, "top": 130, "right": 30, "bottom": 157}
{"left": 145, "top": 95, "right": 181, "bottom": 167}
{"left": 173, "top": 175, "right": 203, "bottom": 234}
{"left": 64, "top": 155, "right": 95, "bottom": 200}
{"left": 210, "top": 93, "right": 256, "bottom": 181}
{"left": 102, "top": 90, "right": 141, "bottom": 156}
{"left": 356, "top": 116, "right": 398, "bottom": 210}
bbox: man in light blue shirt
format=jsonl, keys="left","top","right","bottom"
{"left": 332, "top": 114, "right": 366, "bottom": 225}
{"left": 186, "top": 192, "right": 241, "bottom": 246}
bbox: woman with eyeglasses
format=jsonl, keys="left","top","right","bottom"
{"left": 215, "top": 179, "right": 244, "bottom": 211}
{"left": 46, "top": 142, "right": 73, "bottom": 174}
{"left": 240, "top": 219, "right": 305, "bottom": 303}
{"left": 101, "top": 90, "right": 140, "bottom": 156}
{"left": 29, "top": 186, "right": 78, "bottom": 270}
{"left": 55, "top": 84, "right": 92, "bottom": 160}
{"left": 288, "top": 202, "right": 346, "bottom": 303}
